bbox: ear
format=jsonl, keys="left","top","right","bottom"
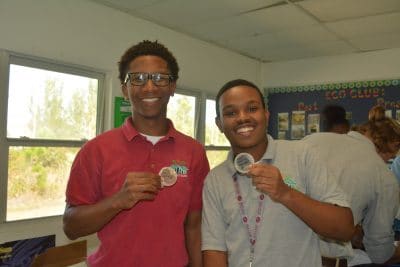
{"left": 122, "top": 84, "right": 129, "bottom": 100}
{"left": 169, "top": 81, "right": 176, "bottom": 96}
{"left": 215, "top": 116, "right": 223, "bottom": 133}
{"left": 265, "top": 109, "right": 270, "bottom": 121}
{"left": 264, "top": 109, "right": 269, "bottom": 129}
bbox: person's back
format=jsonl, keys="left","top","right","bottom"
{"left": 321, "top": 104, "right": 350, "bottom": 134}
{"left": 303, "top": 132, "right": 399, "bottom": 264}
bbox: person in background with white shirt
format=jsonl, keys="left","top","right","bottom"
{"left": 304, "top": 106, "right": 400, "bottom": 266}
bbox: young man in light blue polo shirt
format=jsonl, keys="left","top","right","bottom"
{"left": 201, "top": 79, "right": 354, "bottom": 267}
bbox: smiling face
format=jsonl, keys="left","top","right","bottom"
{"left": 216, "top": 85, "right": 269, "bottom": 159}
{"left": 122, "top": 55, "right": 176, "bottom": 122}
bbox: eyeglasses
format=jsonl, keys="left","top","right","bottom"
{"left": 124, "top": 72, "right": 173, "bottom": 87}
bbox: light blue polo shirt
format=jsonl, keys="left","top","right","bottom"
{"left": 202, "top": 135, "right": 350, "bottom": 267}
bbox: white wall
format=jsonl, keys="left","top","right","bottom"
{"left": 0, "top": 0, "right": 259, "bottom": 252}
{"left": 261, "top": 48, "right": 400, "bottom": 88}
{"left": 0, "top": 0, "right": 260, "bottom": 129}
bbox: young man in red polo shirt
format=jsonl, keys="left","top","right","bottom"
{"left": 63, "top": 40, "right": 210, "bottom": 267}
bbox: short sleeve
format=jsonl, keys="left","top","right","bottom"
{"left": 201, "top": 172, "right": 228, "bottom": 252}
{"left": 188, "top": 144, "right": 210, "bottom": 211}
{"left": 362, "top": 167, "right": 398, "bottom": 263}
{"left": 65, "top": 142, "right": 101, "bottom": 205}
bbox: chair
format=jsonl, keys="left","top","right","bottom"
{"left": 30, "top": 240, "right": 87, "bottom": 267}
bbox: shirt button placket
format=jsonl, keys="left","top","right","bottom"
{"left": 150, "top": 145, "right": 156, "bottom": 170}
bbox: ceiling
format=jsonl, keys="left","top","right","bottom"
{"left": 91, "top": 0, "right": 400, "bottom": 62}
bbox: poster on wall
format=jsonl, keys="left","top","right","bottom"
{"left": 277, "top": 112, "right": 289, "bottom": 139}
{"left": 396, "top": 110, "right": 400, "bottom": 122}
{"left": 0, "top": 235, "right": 55, "bottom": 266}
{"left": 114, "top": 97, "right": 132, "bottom": 128}
{"left": 291, "top": 111, "right": 305, "bottom": 139}
{"left": 346, "top": 112, "right": 352, "bottom": 121}
{"left": 278, "top": 113, "right": 289, "bottom": 131}
{"left": 386, "top": 110, "right": 393, "bottom": 118}
{"left": 307, "top": 114, "right": 320, "bottom": 134}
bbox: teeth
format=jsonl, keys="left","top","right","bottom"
{"left": 237, "top": 126, "right": 254, "bottom": 134}
{"left": 142, "top": 98, "right": 158, "bottom": 102}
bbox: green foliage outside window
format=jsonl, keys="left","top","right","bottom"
{"left": 167, "top": 94, "right": 195, "bottom": 137}
{"left": 7, "top": 74, "right": 97, "bottom": 220}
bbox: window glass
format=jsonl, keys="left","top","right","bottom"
{"left": 7, "top": 64, "right": 98, "bottom": 140}
{"left": 7, "top": 146, "right": 79, "bottom": 221}
{"left": 167, "top": 93, "right": 196, "bottom": 137}
{"left": 205, "top": 99, "right": 230, "bottom": 146}
{"left": 2, "top": 58, "right": 102, "bottom": 222}
{"left": 206, "top": 150, "right": 229, "bottom": 169}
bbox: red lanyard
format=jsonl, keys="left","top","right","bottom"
{"left": 233, "top": 173, "right": 265, "bottom": 263}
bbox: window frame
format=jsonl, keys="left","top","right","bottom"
{"left": 0, "top": 51, "right": 233, "bottom": 222}
{"left": 203, "top": 95, "right": 230, "bottom": 167}
{"left": 0, "top": 50, "right": 105, "bottom": 222}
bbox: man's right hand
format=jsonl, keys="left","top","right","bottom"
{"left": 114, "top": 172, "right": 161, "bottom": 210}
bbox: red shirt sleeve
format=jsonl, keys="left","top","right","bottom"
{"left": 188, "top": 144, "right": 210, "bottom": 211}
{"left": 65, "top": 141, "right": 102, "bottom": 206}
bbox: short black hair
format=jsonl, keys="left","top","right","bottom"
{"left": 215, "top": 79, "right": 265, "bottom": 118}
{"left": 321, "top": 104, "right": 349, "bottom": 132}
{"left": 118, "top": 40, "right": 179, "bottom": 84}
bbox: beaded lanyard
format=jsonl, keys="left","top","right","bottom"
{"left": 232, "top": 173, "right": 265, "bottom": 266}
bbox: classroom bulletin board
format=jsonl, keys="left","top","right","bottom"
{"left": 265, "top": 79, "right": 400, "bottom": 140}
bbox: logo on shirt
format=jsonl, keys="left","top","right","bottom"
{"left": 170, "top": 160, "right": 188, "bottom": 178}
{"left": 283, "top": 176, "right": 297, "bottom": 189}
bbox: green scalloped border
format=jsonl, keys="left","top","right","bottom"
{"left": 265, "top": 79, "right": 400, "bottom": 94}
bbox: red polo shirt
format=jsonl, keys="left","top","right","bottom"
{"left": 66, "top": 118, "right": 210, "bottom": 267}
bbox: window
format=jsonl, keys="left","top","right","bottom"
{"left": 0, "top": 52, "right": 104, "bottom": 222}
{"left": 205, "top": 99, "right": 230, "bottom": 169}
{"left": 167, "top": 91, "right": 198, "bottom": 138}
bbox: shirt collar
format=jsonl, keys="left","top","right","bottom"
{"left": 121, "top": 117, "right": 178, "bottom": 142}
{"left": 347, "top": 130, "right": 375, "bottom": 149}
{"left": 262, "top": 134, "right": 276, "bottom": 162}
